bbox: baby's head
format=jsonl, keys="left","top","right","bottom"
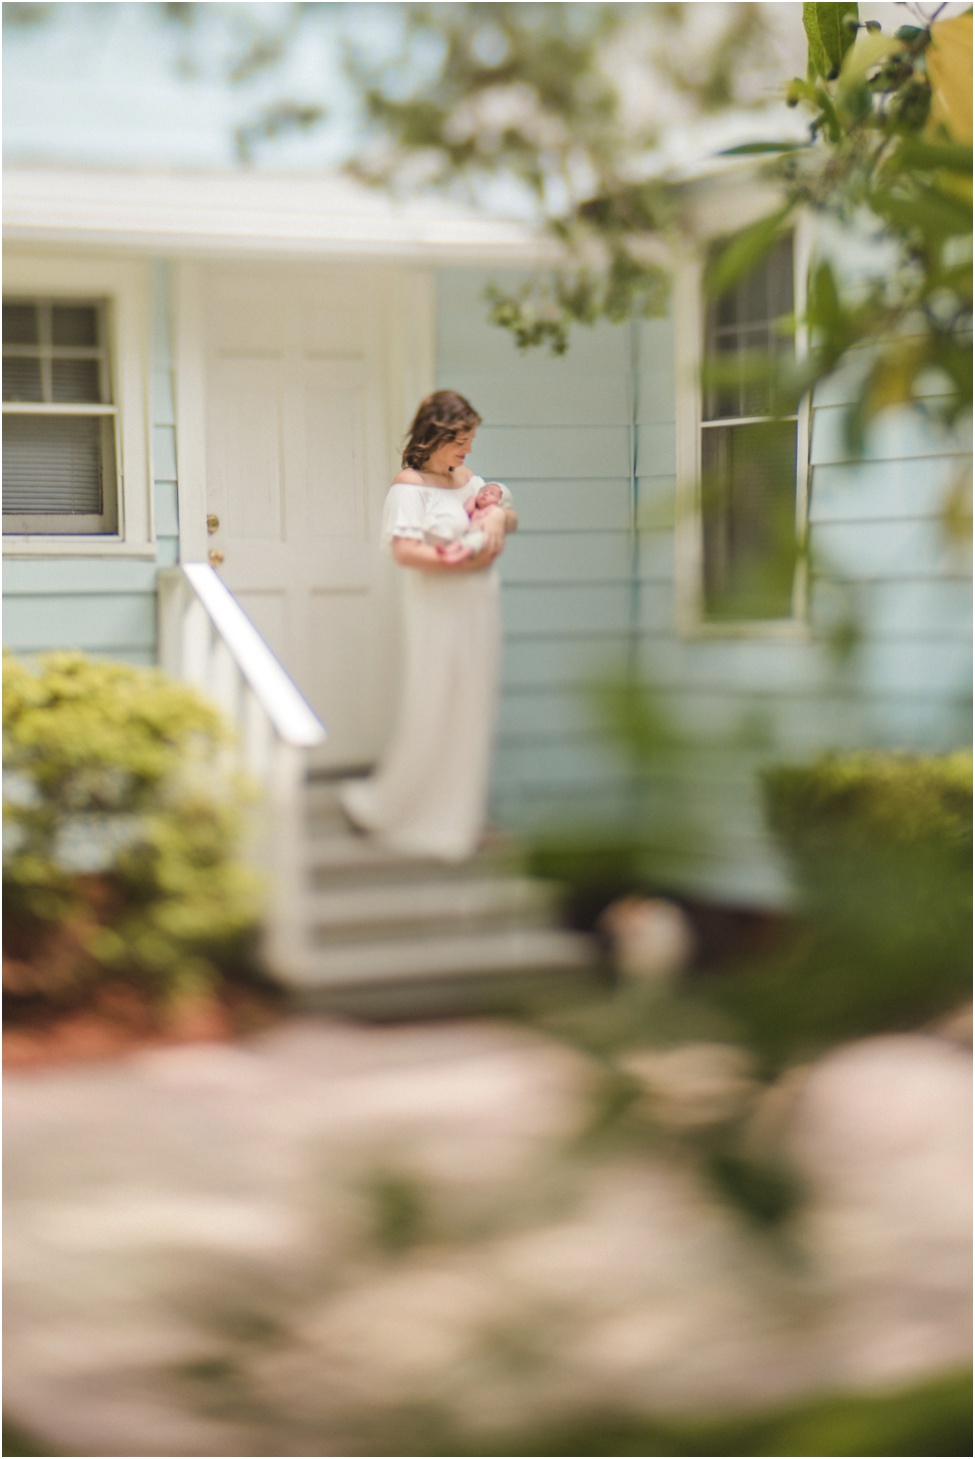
{"left": 475, "top": 482, "right": 504, "bottom": 508}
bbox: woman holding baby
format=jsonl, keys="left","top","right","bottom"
{"left": 339, "top": 391, "right": 517, "bottom": 860}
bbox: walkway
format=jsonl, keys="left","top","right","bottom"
{"left": 4, "top": 1017, "right": 971, "bottom": 1456}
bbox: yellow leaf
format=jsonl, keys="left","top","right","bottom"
{"left": 927, "top": 14, "right": 973, "bottom": 142}
{"left": 838, "top": 29, "right": 902, "bottom": 86}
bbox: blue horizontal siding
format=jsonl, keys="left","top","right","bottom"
{"left": 155, "top": 479, "right": 179, "bottom": 537}
{"left": 502, "top": 584, "right": 632, "bottom": 637}
{"left": 637, "top": 531, "right": 675, "bottom": 583}
{"left": 3, "top": 558, "right": 161, "bottom": 595}
{"left": 637, "top": 476, "right": 677, "bottom": 530}
{"left": 634, "top": 423, "right": 677, "bottom": 478}
{"left": 511, "top": 478, "right": 632, "bottom": 533}
{"left": 811, "top": 401, "right": 969, "bottom": 465}
{"left": 502, "top": 635, "right": 631, "bottom": 688}
{"left": 494, "top": 738, "right": 630, "bottom": 789}
{"left": 447, "top": 370, "right": 630, "bottom": 426}
{"left": 438, "top": 270, "right": 631, "bottom": 371}
{"left": 636, "top": 368, "right": 676, "bottom": 426}
{"left": 810, "top": 577, "right": 972, "bottom": 640}
{"left": 500, "top": 532, "right": 632, "bottom": 585}
{"left": 499, "top": 687, "right": 599, "bottom": 743}
{"left": 153, "top": 424, "right": 177, "bottom": 481}
{"left": 472, "top": 424, "right": 631, "bottom": 480}
{"left": 809, "top": 457, "right": 964, "bottom": 522}
{"left": 811, "top": 516, "right": 971, "bottom": 580}
{"left": 634, "top": 581, "right": 677, "bottom": 634}
{"left": 3, "top": 593, "right": 157, "bottom": 653}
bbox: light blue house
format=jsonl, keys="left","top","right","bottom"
{"left": 4, "top": 19, "right": 971, "bottom": 929}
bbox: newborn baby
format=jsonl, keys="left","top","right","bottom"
{"left": 424, "top": 481, "right": 514, "bottom": 563}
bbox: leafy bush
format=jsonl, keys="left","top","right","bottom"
{"left": 3, "top": 651, "right": 263, "bottom": 1011}
{"left": 715, "top": 750, "right": 975, "bottom": 1061}
{"left": 762, "top": 749, "right": 972, "bottom": 958}
{"left": 763, "top": 751, "right": 972, "bottom": 860}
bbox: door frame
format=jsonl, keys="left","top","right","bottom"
{"left": 173, "top": 257, "right": 435, "bottom": 569}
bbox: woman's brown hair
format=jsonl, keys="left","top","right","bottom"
{"left": 402, "top": 390, "right": 482, "bottom": 470}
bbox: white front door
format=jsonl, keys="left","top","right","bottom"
{"left": 197, "top": 261, "right": 429, "bottom": 769}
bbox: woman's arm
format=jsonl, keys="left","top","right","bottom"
{"left": 390, "top": 538, "right": 500, "bottom": 573}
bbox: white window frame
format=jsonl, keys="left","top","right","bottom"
{"left": 675, "top": 206, "right": 812, "bottom": 640}
{"left": 2, "top": 252, "right": 154, "bottom": 558}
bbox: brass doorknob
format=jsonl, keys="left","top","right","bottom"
{"left": 208, "top": 549, "right": 225, "bottom": 567}
{"left": 206, "top": 515, "right": 220, "bottom": 534}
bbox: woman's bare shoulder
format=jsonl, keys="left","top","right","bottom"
{"left": 392, "top": 468, "right": 425, "bottom": 486}
{"left": 453, "top": 467, "right": 475, "bottom": 488}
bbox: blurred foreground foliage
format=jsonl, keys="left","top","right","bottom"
{"left": 2, "top": 650, "right": 263, "bottom": 1012}
{"left": 338, "top": 1, "right": 972, "bottom": 464}
{"left": 438, "top": 1364, "right": 974, "bottom": 1456}
{"left": 5, "top": 1364, "right": 971, "bottom": 1456}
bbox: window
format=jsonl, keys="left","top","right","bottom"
{"left": 3, "top": 298, "right": 119, "bottom": 534}
{"left": 1, "top": 254, "right": 152, "bottom": 557}
{"left": 676, "top": 226, "right": 809, "bottom": 635}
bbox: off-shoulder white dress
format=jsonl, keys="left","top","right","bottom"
{"left": 338, "top": 476, "right": 501, "bottom": 861}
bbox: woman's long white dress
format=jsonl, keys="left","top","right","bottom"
{"left": 338, "top": 476, "right": 501, "bottom": 861}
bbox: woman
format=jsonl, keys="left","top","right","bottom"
{"left": 339, "top": 391, "right": 517, "bottom": 860}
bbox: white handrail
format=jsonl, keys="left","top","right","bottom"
{"left": 178, "top": 564, "right": 326, "bottom": 749}
{"left": 157, "top": 564, "right": 326, "bottom": 981}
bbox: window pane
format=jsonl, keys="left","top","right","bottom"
{"left": 52, "top": 358, "right": 103, "bottom": 404}
{"left": 3, "top": 303, "right": 39, "bottom": 346}
{"left": 3, "top": 414, "right": 105, "bottom": 515}
{"left": 704, "top": 234, "right": 795, "bottom": 422}
{"left": 701, "top": 420, "right": 798, "bottom": 620}
{"left": 766, "top": 237, "right": 795, "bottom": 320}
{"left": 2, "top": 357, "right": 43, "bottom": 403}
{"left": 52, "top": 304, "right": 99, "bottom": 348}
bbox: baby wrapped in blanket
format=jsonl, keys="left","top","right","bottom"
{"left": 424, "top": 481, "right": 514, "bottom": 563}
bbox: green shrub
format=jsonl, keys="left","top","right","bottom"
{"left": 762, "top": 751, "right": 972, "bottom": 952}
{"left": 720, "top": 750, "right": 975, "bottom": 1059}
{"left": 3, "top": 650, "right": 263, "bottom": 1011}
{"left": 763, "top": 750, "right": 972, "bottom": 860}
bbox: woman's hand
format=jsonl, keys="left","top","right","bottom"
{"left": 479, "top": 506, "right": 508, "bottom": 556}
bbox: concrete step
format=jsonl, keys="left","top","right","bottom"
{"left": 288, "top": 778, "right": 595, "bottom": 1017}
{"left": 305, "top": 875, "right": 555, "bottom": 943}
{"left": 306, "top": 832, "right": 521, "bottom": 886}
{"left": 292, "top": 962, "right": 603, "bottom": 1020}
{"left": 287, "top": 924, "right": 597, "bottom": 993}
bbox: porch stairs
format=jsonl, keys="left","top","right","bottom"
{"left": 158, "top": 564, "right": 601, "bottom": 1018}
{"left": 281, "top": 775, "right": 603, "bottom": 1018}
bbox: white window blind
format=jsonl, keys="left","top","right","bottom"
{"left": 700, "top": 235, "right": 799, "bottom": 622}
{"left": 3, "top": 298, "right": 118, "bottom": 534}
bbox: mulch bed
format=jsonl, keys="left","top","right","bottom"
{"left": 3, "top": 976, "right": 283, "bottom": 1072}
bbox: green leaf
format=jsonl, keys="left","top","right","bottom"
{"left": 893, "top": 139, "right": 974, "bottom": 175}
{"left": 706, "top": 205, "right": 794, "bottom": 301}
{"left": 804, "top": 1, "right": 859, "bottom": 79}
{"left": 807, "top": 260, "right": 847, "bottom": 343}
{"left": 718, "top": 141, "right": 810, "bottom": 156}
{"left": 878, "top": 183, "right": 974, "bottom": 240}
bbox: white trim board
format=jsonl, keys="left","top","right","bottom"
{"left": 4, "top": 167, "right": 554, "bottom": 265}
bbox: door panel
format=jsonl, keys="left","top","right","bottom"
{"left": 202, "top": 263, "right": 402, "bottom": 767}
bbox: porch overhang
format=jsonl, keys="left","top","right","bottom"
{"left": 3, "top": 165, "right": 554, "bottom": 265}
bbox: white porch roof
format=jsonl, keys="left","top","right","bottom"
{"left": 3, "top": 166, "right": 550, "bottom": 264}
